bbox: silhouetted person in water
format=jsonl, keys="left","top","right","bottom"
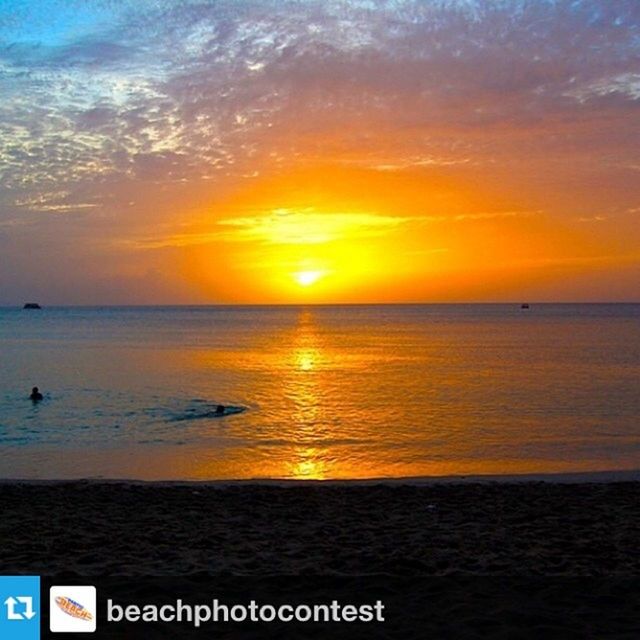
{"left": 30, "top": 386, "right": 43, "bottom": 402}
{"left": 215, "top": 405, "right": 225, "bottom": 415}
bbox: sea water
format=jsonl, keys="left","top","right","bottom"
{"left": 0, "top": 304, "right": 638, "bottom": 479}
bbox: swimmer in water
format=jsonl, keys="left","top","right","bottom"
{"left": 215, "top": 404, "right": 225, "bottom": 415}
{"left": 30, "top": 386, "right": 43, "bottom": 402}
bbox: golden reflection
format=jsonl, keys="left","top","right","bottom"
{"left": 289, "top": 447, "right": 328, "bottom": 479}
{"left": 82, "top": 444, "right": 603, "bottom": 481}
{"left": 296, "top": 348, "right": 320, "bottom": 371}
{"left": 297, "top": 308, "right": 314, "bottom": 326}
{"left": 289, "top": 309, "right": 323, "bottom": 373}
{"left": 283, "top": 309, "right": 330, "bottom": 477}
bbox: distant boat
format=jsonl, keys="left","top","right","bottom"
{"left": 520, "top": 303, "right": 530, "bottom": 309}
{"left": 23, "top": 303, "right": 42, "bottom": 309}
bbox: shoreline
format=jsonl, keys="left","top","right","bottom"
{"left": 2, "top": 468, "right": 640, "bottom": 486}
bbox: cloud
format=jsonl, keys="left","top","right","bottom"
{"left": 217, "top": 208, "right": 410, "bottom": 244}
{"left": 119, "top": 208, "right": 411, "bottom": 249}
{"left": 116, "top": 207, "right": 538, "bottom": 250}
{"left": 1, "top": 0, "right": 639, "bottom": 198}
{"left": 14, "top": 191, "right": 98, "bottom": 213}
{"left": 577, "top": 215, "right": 607, "bottom": 223}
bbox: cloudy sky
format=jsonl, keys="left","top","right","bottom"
{"left": 1, "top": 0, "right": 639, "bottom": 303}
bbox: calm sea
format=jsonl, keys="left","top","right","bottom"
{"left": 1, "top": 304, "right": 639, "bottom": 480}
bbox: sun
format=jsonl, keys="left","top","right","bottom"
{"left": 294, "top": 270, "right": 324, "bottom": 287}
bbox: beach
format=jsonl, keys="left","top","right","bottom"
{"left": 2, "top": 478, "right": 639, "bottom": 576}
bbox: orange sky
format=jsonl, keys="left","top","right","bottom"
{"left": 108, "top": 162, "right": 638, "bottom": 303}
{"left": 1, "top": 0, "right": 639, "bottom": 303}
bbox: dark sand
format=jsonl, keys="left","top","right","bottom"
{"left": 1, "top": 480, "right": 639, "bottom": 575}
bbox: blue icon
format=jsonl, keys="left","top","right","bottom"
{"left": 0, "top": 576, "right": 40, "bottom": 640}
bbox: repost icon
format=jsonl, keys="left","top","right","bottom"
{"left": 50, "top": 586, "right": 96, "bottom": 633}
{"left": 0, "top": 576, "right": 40, "bottom": 640}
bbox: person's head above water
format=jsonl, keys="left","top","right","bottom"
{"left": 30, "top": 386, "right": 43, "bottom": 401}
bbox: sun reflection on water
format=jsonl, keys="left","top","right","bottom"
{"left": 284, "top": 309, "right": 331, "bottom": 477}
{"left": 289, "top": 447, "right": 328, "bottom": 479}
{"left": 296, "top": 348, "right": 320, "bottom": 372}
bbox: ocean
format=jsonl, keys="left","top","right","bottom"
{"left": 0, "top": 304, "right": 638, "bottom": 480}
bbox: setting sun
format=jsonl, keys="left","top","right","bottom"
{"left": 295, "top": 270, "right": 325, "bottom": 287}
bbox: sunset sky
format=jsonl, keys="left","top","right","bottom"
{"left": 1, "top": 0, "right": 639, "bottom": 304}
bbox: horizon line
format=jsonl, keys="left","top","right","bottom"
{"left": 2, "top": 301, "right": 640, "bottom": 308}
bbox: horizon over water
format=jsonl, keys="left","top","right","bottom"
{"left": 1, "top": 303, "right": 639, "bottom": 480}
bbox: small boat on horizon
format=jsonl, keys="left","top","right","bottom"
{"left": 23, "top": 302, "right": 42, "bottom": 309}
{"left": 520, "top": 303, "right": 530, "bottom": 309}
